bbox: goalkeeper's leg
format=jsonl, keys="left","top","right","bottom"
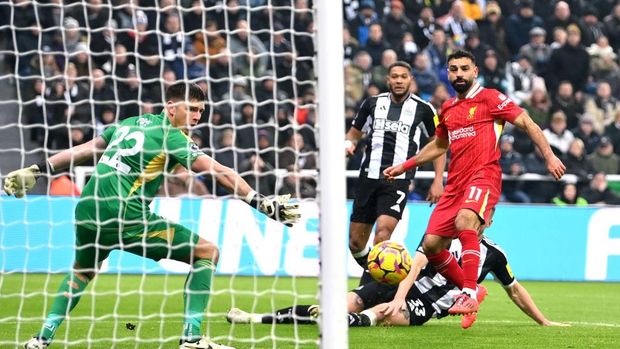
{"left": 127, "top": 217, "right": 221, "bottom": 345}
{"left": 32, "top": 224, "right": 110, "bottom": 345}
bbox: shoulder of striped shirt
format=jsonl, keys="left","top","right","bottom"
{"left": 408, "top": 93, "right": 436, "bottom": 111}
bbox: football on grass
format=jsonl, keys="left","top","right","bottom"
{"left": 367, "top": 241, "right": 412, "bottom": 285}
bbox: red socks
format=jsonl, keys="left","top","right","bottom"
{"left": 426, "top": 249, "right": 464, "bottom": 289}
{"left": 459, "top": 229, "right": 481, "bottom": 291}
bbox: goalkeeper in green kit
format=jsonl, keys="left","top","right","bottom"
{"left": 4, "top": 82, "right": 299, "bottom": 349}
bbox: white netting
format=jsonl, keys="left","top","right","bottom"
{"left": 0, "top": 1, "right": 320, "bottom": 348}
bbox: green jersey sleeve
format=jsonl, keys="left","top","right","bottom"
{"left": 165, "top": 129, "right": 205, "bottom": 169}
{"left": 100, "top": 125, "right": 118, "bottom": 144}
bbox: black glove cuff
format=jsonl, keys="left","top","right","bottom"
{"left": 35, "top": 160, "right": 56, "bottom": 175}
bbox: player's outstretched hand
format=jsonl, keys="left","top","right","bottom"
{"left": 345, "top": 140, "right": 356, "bottom": 157}
{"left": 378, "top": 298, "right": 407, "bottom": 318}
{"left": 545, "top": 155, "right": 566, "bottom": 180}
{"left": 3, "top": 165, "right": 40, "bottom": 198}
{"left": 543, "top": 320, "right": 571, "bottom": 327}
{"left": 383, "top": 164, "right": 405, "bottom": 181}
{"left": 258, "top": 194, "right": 301, "bottom": 227}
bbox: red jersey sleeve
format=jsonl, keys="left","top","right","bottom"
{"left": 485, "top": 89, "right": 523, "bottom": 124}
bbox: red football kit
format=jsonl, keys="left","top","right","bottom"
{"left": 426, "top": 82, "right": 523, "bottom": 237}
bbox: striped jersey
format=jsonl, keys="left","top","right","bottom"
{"left": 351, "top": 92, "right": 438, "bottom": 180}
{"left": 436, "top": 82, "right": 523, "bottom": 193}
{"left": 75, "top": 112, "right": 204, "bottom": 230}
{"left": 412, "top": 236, "right": 516, "bottom": 318}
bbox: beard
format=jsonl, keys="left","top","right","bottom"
{"left": 451, "top": 78, "right": 473, "bottom": 94}
{"left": 389, "top": 83, "right": 410, "bottom": 99}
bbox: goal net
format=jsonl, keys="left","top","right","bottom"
{"left": 0, "top": 0, "right": 347, "bottom": 348}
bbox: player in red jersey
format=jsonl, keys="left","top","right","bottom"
{"left": 384, "top": 50, "right": 565, "bottom": 326}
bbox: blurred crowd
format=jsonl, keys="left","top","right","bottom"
{"left": 2, "top": 0, "right": 620, "bottom": 204}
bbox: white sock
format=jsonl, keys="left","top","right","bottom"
{"left": 360, "top": 309, "right": 377, "bottom": 326}
{"left": 352, "top": 248, "right": 370, "bottom": 259}
{"left": 251, "top": 314, "right": 263, "bottom": 323}
{"left": 462, "top": 287, "right": 477, "bottom": 299}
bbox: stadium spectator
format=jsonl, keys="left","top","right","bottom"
{"left": 552, "top": 182, "right": 588, "bottom": 206}
{"left": 412, "top": 6, "right": 436, "bottom": 51}
{"left": 550, "top": 27, "right": 568, "bottom": 50}
{"left": 518, "top": 27, "right": 551, "bottom": 77}
{"left": 345, "top": 51, "right": 373, "bottom": 103}
{"left": 220, "top": 76, "right": 252, "bottom": 123}
{"left": 523, "top": 147, "right": 560, "bottom": 203}
{"left": 395, "top": 32, "right": 419, "bottom": 64}
{"left": 101, "top": 44, "right": 132, "bottom": 79}
{"left": 547, "top": 24, "right": 590, "bottom": 94}
{"left": 551, "top": 81, "right": 583, "bottom": 130}
{"left": 564, "top": 138, "right": 595, "bottom": 180}
{"left": 382, "top": 0, "right": 412, "bottom": 49}
{"left": 584, "top": 81, "right": 620, "bottom": 135}
{"left": 603, "top": 3, "right": 620, "bottom": 51}
{"left": 442, "top": 0, "right": 478, "bottom": 48}
{"left": 89, "top": 20, "right": 117, "bottom": 69}
{"left": 587, "top": 36, "right": 619, "bottom": 81}
{"left": 430, "top": 84, "right": 450, "bottom": 112}
{"left": 505, "top": 0, "right": 544, "bottom": 58}
{"left": 578, "top": 7, "right": 605, "bottom": 47}
{"left": 343, "top": 26, "right": 360, "bottom": 65}
{"left": 424, "top": 28, "right": 452, "bottom": 93}
{"left": 499, "top": 134, "right": 530, "bottom": 203}
{"left": 229, "top": 19, "right": 269, "bottom": 77}
{"left": 161, "top": 12, "right": 191, "bottom": 79}
{"left": 90, "top": 69, "right": 115, "bottom": 123}
{"left": 477, "top": 1, "right": 509, "bottom": 62}
{"left": 545, "top": 1, "right": 578, "bottom": 44}
{"left": 363, "top": 23, "right": 390, "bottom": 68}
{"left": 522, "top": 85, "right": 551, "bottom": 128}
{"left": 412, "top": 54, "right": 439, "bottom": 98}
{"left": 463, "top": 31, "right": 491, "bottom": 69}
{"left": 370, "top": 49, "right": 397, "bottom": 92}
{"left": 587, "top": 137, "right": 620, "bottom": 175}
{"left": 194, "top": 21, "right": 226, "bottom": 64}
{"left": 581, "top": 172, "right": 620, "bottom": 205}
{"left": 604, "top": 110, "right": 620, "bottom": 155}
{"left": 478, "top": 50, "right": 507, "bottom": 93}
{"left": 572, "top": 114, "right": 602, "bottom": 155}
{"left": 348, "top": 0, "right": 379, "bottom": 47}
{"left": 117, "top": 67, "right": 141, "bottom": 119}
{"left": 543, "top": 111, "right": 575, "bottom": 156}
{"left": 505, "top": 55, "right": 538, "bottom": 106}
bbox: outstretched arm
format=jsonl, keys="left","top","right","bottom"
{"left": 378, "top": 251, "right": 429, "bottom": 317}
{"left": 384, "top": 136, "right": 449, "bottom": 180}
{"left": 345, "top": 127, "right": 364, "bottom": 156}
{"left": 192, "top": 154, "right": 300, "bottom": 226}
{"left": 4, "top": 136, "right": 108, "bottom": 197}
{"left": 512, "top": 111, "right": 565, "bottom": 180}
{"left": 504, "top": 282, "right": 569, "bottom": 326}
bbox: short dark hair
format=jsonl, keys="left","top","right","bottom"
{"left": 388, "top": 61, "right": 412, "bottom": 75}
{"left": 447, "top": 49, "right": 476, "bottom": 66}
{"left": 165, "top": 82, "right": 205, "bottom": 102}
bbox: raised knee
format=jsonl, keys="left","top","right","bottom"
{"left": 193, "top": 240, "right": 219, "bottom": 263}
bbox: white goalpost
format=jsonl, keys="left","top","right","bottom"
{"left": 0, "top": 0, "right": 348, "bottom": 348}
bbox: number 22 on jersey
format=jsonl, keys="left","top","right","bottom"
{"left": 100, "top": 126, "right": 145, "bottom": 174}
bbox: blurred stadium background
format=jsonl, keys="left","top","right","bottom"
{"left": 1, "top": 0, "right": 620, "bottom": 348}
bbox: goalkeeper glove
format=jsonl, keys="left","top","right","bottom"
{"left": 245, "top": 191, "right": 301, "bottom": 227}
{"left": 3, "top": 164, "right": 41, "bottom": 198}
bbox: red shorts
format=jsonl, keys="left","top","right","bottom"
{"left": 425, "top": 177, "right": 500, "bottom": 238}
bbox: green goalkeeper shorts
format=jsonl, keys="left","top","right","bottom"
{"left": 74, "top": 213, "right": 200, "bottom": 270}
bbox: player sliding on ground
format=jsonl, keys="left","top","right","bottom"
{"left": 4, "top": 82, "right": 300, "bottom": 349}
{"left": 383, "top": 49, "right": 565, "bottom": 327}
{"left": 227, "top": 210, "right": 569, "bottom": 329}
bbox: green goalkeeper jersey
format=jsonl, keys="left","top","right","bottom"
{"left": 76, "top": 112, "right": 204, "bottom": 231}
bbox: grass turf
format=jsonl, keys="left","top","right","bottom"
{"left": 0, "top": 274, "right": 619, "bottom": 348}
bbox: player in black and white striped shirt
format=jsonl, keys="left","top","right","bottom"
{"left": 226, "top": 211, "right": 568, "bottom": 328}
{"left": 344, "top": 61, "right": 446, "bottom": 284}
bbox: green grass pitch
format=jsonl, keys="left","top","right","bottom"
{"left": 1, "top": 274, "right": 619, "bottom": 348}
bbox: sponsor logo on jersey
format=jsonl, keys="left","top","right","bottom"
{"left": 496, "top": 95, "right": 513, "bottom": 110}
{"left": 448, "top": 126, "right": 476, "bottom": 141}
{"left": 137, "top": 117, "right": 152, "bottom": 127}
{"left": 468, "top": 106, "right": 477, "bottom": 121}
{"left": 373, "top": 118, "right": 411, "bottom": 134}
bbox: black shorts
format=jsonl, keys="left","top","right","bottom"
{"left": 350, "top": 178, "right": 410, "bottom": 224}
{"left": 352, "top": 282, "right": 434, "bottom": 326}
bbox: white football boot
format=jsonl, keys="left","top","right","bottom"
{"left": 179, "top": 337, "right": 236, "bottom": 349}
{"left": 226, "top": 308, "right": 252, "bottom": 324}
{"left": 24, "top": 337, "right": 48, "bottom": 349}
